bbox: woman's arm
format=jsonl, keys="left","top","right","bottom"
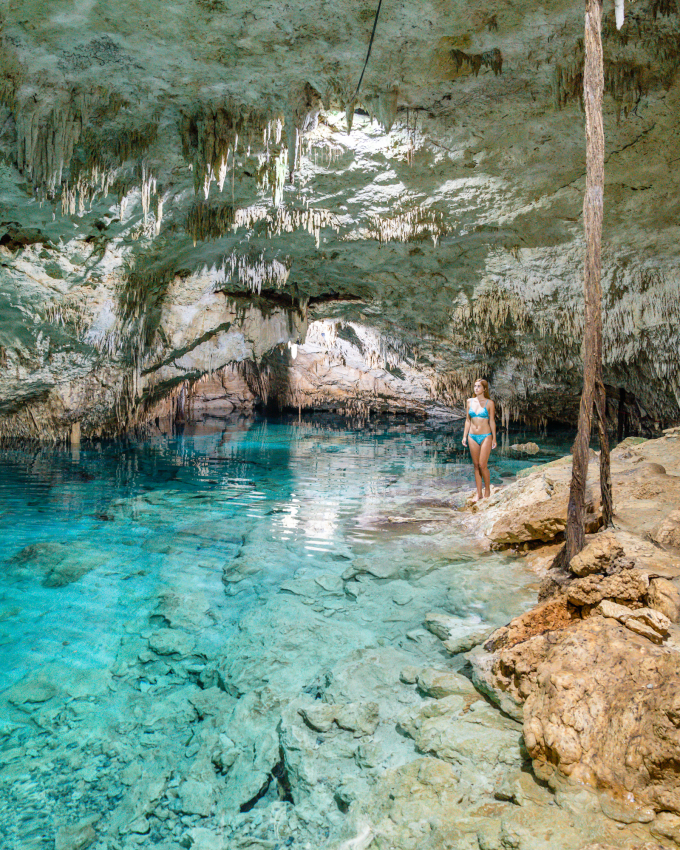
{"left": 489, "top": 400, "right": 497, "bottom": 449}
{"left": 462, "top": 401, "right": 470, "bottom": 446}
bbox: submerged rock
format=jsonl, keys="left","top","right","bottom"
{"left": 9, "top": 541, "right": 100, "bottom": 587}
{"left": 54, "top": 817, "right": 98, "bottom": 850}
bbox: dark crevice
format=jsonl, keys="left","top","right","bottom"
{"left": 272, "top": 750, "right": 294, "bottom": 803}
{"left": 239, "top": 775, "right": 272, "bottom": 813}
{"left": 239, "top": 752, "right": 293, "bottom": 812}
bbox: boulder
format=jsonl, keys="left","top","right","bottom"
{"left": 423, "top": 612, "right": 459, "bottom": 641}
{"left": 10, "top": 542, "right": 100, "bottom": 587}
{"left": 647, "top": 578, "right": 680, "bottom": 623}
{"left": 299, "top": 702, "right": 380, "bottom": 736}
{"left": 569, "top": 532, "right": 625, "bottom": 577}
{"left": 523, "top": 617, "right": 680, "bottom": 814}
{"left": 488, "top": 490, "right": 601, "bottom": 545}
{"left": 509, "top": 442, "right": 540, "bottom": 454}
{"left": 334, "top": 702, "right": 380, "bottom": 736}
{"left": 298, "top": 704, "right": 336, "bottom": 732}
{"left": 423, "top": 612, "right": 489, "bottom": 652}
{"left": 148, "top": 629, "right": 196, "bottom": 657}
{"left": 652, "top": 509, "right": 680, "bottom": 549}
{"left": 594, "top": 601, "right": 671, "bottom": 644}
{"left": 178, "top": 777, "right": 215, "bottom": 816}
{"left": 470, "top": 632, "right": 554, "bottom": 722}
{"left": 566, "top": 570, "right": 649, "bottom": 608}
{"left": 55, "top": 817, "right": 98, "bottom": 850}
{"left": 415, "top": 668, "right": 477, "bottom": 699}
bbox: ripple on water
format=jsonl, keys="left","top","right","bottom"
{"left": 0, "top": 415, "right": 576, "bottom": 849}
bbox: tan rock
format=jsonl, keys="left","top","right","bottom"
{"left": 485, "top": 596, "right": 577, "bottom": 652}
{"left": 334, "top": 702, "right": 380, "bottom": 736}
{"left": 509, "top": 441, "right": 540, "bottom": 454}
{"left": 488, "top": 489, "right": 601, "bottom": 545}
{"left": 566, "top": 570, "right": 649, "bottom": 607}
{"left": 625, "top": 618, "right": 665, "bottom": 645}
{"left": 593, "top": 599, "right": 634, "bottom": 621}
{"left": 399, "top": 666, "right": 419, "bottom": 685}
{"left": 416, "top": 668, "right": 476, "bottom": 699}
{"left": 470, "top": 632, "right": 553, "bottom": 721}
{"left": 298, "top": 704, "right": 337, "bottom": 732}
{"left": 594, "top": 601, "right": 670, "bottom": 638}
{"left": 647, "top": 577, "right": 680, "bottom": 623}
{"left": 627, "top": 607, "right": 671, "bottom": 636}
{"left": 653, "top": 509, "right": 680, "bottom": 549}
{"left": 523, "top": 617, "right": 680, "bottom": 813}
{"left": 651, "top": 810, "right": 680, "bottom": 843}
{"left": 578, "top": 846, "right": 664, "bottom": 850}
{"left": 569, "top": 532, "right": 624, "bottom": 577}
{"left": 299, "top": 702, "right": 380, "bottom": 736}
{"left": 423, "top": 612, "right": 459, "bottom": 641}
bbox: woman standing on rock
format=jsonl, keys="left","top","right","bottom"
{"left": 462, "top": 378, "right": 497, "bottom": 501}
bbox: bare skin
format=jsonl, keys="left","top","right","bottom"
{"left": 462, "top": 381, "right": 497, "bottom": 501}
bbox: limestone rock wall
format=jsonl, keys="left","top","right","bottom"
{"left": 0, "top": 0, "right": 679, "bottom": 436}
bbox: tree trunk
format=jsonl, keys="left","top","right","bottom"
{"left": 563, "top": 0, "right": 607, "bottom": 563}
{"left": 617, "top": 387, "right": 626, "bottom": 443}
{"left": 595, "top": 379, "right": 613, "bottom": 527}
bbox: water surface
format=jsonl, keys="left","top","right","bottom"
{"left": 0, "top": 414, "right": 572, "bottom": 849}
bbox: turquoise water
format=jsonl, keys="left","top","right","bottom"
{"left": 0, "top": 415, "right": 572, "bottom": 850}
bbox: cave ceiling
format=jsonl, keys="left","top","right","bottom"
{"left": 0, "top": 0, "right": 679, "bottom": 436}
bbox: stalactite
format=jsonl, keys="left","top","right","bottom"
{"left": 447, "top": 47, "right": 503, "bottom": 78}
{"left": 180, "top": 102, "right": 274, "bottom": 198}
{"left": 212, "top": 252, "right": 292, "bottom": 295}
{"left": 187, "top": 200, "right": 337, "bottom": 248}
{"left": 358, "top": 207, "right": 447, "bottom": 246}
{"left": 555, "top": 10, "right": 680, "bottom": 117}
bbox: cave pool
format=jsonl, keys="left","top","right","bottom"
{"left": 0, "top": 414, "right": 575, "bottom": 850}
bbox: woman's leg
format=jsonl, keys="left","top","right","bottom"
{"left": 468, "top": 438, "right": 483, "bottom": 500}
{"left": 479, "top": 436, "right": 493, "bottom": 497}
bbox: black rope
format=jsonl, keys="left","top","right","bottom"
{"left": 350, "top": 0, "right": 384, "bottom": 104}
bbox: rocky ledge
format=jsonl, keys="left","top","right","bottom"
{"left": 448, "top": 429, "right": 680, "bottom": 846}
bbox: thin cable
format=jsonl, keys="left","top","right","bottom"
{"left": 350, "top": 0, "right": 383, "bottom": 104}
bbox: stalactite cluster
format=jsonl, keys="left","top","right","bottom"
{"left": 180, "top": 102, "right": 274, "bottom": 198}
{"left": 555, "top": 7, "right": 680, "bottom": 117}
{"left": 187, "top": 200, "right": 338, "bottom": 249}
{"left": 448, "top": 47, "right": 504, "bottom": 78}
{"left": 360, "top": 207, "right": 447, "bottom": 246}
{"left": 213, "top": 252, "right": 292, "bottom": 295}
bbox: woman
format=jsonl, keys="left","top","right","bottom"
{"left": 462, "top": 378, "right": 497, "bottom": 502}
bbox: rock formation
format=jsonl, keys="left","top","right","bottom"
{"left": 0, "top": 1, "right": 679, "bottom": 436}
{"left": 460, "top": 431, "right": 680, "bottom": 833}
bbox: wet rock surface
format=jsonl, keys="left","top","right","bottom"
{"left": 465, "top": 433, "right": 680, "bottom": 833}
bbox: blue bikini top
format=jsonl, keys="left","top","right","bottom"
{"left": 469, "top": 404, "right": 489, "bottom": 419}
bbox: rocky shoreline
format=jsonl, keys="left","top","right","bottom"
{"left": 439, "top": 428, "right": 680, "bottom": 850}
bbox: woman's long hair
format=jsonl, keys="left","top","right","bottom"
{"left": 475, "top": 378, "right": 491, "bottom": 399}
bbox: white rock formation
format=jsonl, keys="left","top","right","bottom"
{"left": 0, "top": 0, "right": 678, "bottom": 436}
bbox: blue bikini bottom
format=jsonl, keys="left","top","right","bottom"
{"left": 469, "top": 433, "right": 492, "bottom": 445}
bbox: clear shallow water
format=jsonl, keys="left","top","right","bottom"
{"left": 0, "top": 414, "right": 575, "bottom": 849}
